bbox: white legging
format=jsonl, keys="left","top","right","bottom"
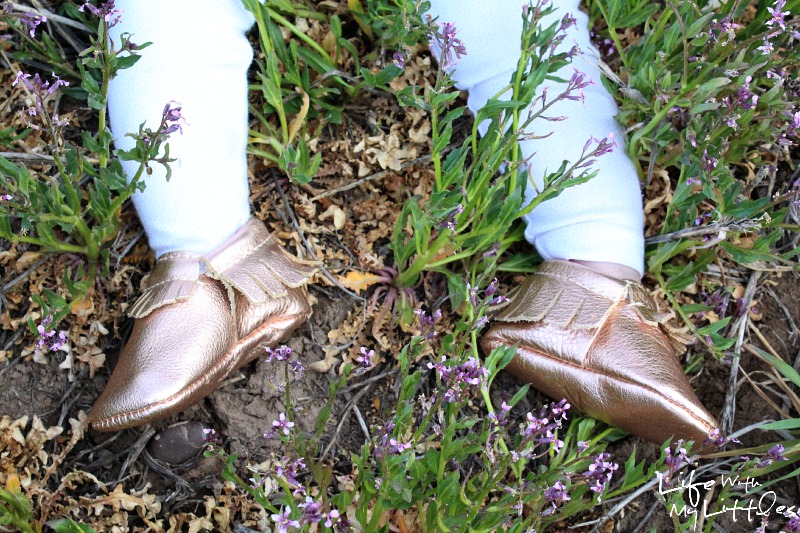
{"left": 108, "top": 0, "right": 644, "bottom": 275}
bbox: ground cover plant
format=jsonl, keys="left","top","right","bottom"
{"left": 0, "top": 0, "right": 799, "bottom": 531}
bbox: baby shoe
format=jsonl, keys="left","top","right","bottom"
{"left": 89, "top": 217, "right": 316, "bottom": 431}
{"left": 481, "top": 260, "right": 718, "bottom": 446}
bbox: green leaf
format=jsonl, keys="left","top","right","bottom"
{"left": 752, "top": 348, "right": 800, "bottom": 389}
{"left": 761, "top": 419, "right": 800, "bottom": 431}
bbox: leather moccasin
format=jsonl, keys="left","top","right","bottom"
{"left": 481, "top": 260, "right": 718, "bottom": 446}
{"left": 89, "top": 217, "right": 316, "bottom": 431}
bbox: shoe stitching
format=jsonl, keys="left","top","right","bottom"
{"left": 91, "top": 312, "right": 308, "bottom": 429}
{"left": 494, "top": 339, "right": 715, "bottom": 431}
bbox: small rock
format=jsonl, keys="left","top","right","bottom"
{"left": 147, "top": 421, "right": 207, "bottom": 464}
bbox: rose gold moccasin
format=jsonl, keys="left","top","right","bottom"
{"left": 89, "top": 217, "right": 316, "bottom": 431}
{"left": 481, "top": 260, "right": 718, "bottom": 446}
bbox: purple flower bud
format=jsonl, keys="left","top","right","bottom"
{"left": 701, "top": 150, "right": 718, "bottom": 171}
{"left": 19, "top": 12, "right": 46, "bottom": 38}
{"left": 392, "top": 51, "right": 405, "bottom": 69}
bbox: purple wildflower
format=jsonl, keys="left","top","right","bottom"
{"left": 389, "top": 438, "right": 411, "bottom": 454}
{"left": 392, "top": 51, "right": 405, "bottom": 69}
{"left": 265, "top": 344, "right": 292, "bottom": 362}
{"left": 325, "top": 509, "right": 341, "bottom": 528}
{"left": 577, "top": 441, "right": 590, "bottom": 452}
{"left": 564, "top": 68, "right": 592, "bottom": 103}
{"left": 202, "top": 427, "right": 221, "bottom": 448}
{"left": 458, "top": 357, "right": 488, "bottom": 385}
{"left": 78, "top": 1, "right": 123, "bottom": 27}
{"left": 439, "top": 203, "right": 463, "bottom": 233}
{"left": 19, "top": 12, "right": 46, "bottom": 38}
{"left": 1, "top": 194, "right": 12, "bottom": 201}
{"left": 298, "top": 497, "right": 323, "bottom": 524}
{"left": 11, "top": 71, "right": 30, "bottom": 87}
{"left": 785, "top": 515, "right": 800, "bottom": 533}
{"left": 581, "top": 452, "right": 618, "bottom": 498}
{"left": 355, "top": 347, "right": 377, "bottom": 374}
{"left": 289, "top": 359, "right": 305, "bottom": 376}
{"left": 708, "top": 18, "right": 740, "bottom": 45}
{"left": 658, "top": 440, "right": 689, "bottom": 487}
{"left": 271, "top": 508, "right": 300, "bottom": 533}
{"left": 467, "top": 282, "right": 479, "bottom": 307}
{"left": 35, "top": 314, "right": 67, "bottom": 352}
{"left": 415, "top": 308, "right": 442, "bottom": 339}
{"left": 521, "top": 399, "right": 570, "bottom": 439}
{"left": 767, "top": 0, "right": 789, "bottom": 31}
{"left": 485, "top": 278, "right": 508, "bottom": 306}
{"left": 787, "top": 110, "right": 800, "bottom": 136}
{"left": 757, "top": 38, "right": 775, "bottom": 55}
{"left": 560, "top": 13, "right": 577, "bottom": 31}
{"left": 757, "top": 444, "right": 788, "bottom": 468}
{"left": 434, "top": 21, "right": 467, "bottom": 68}
{"left": 703, "top": 428, "right": 739, "bottom": 449}
{"left": 538, "top": 429, "right": 565, "bottom": 453}
{"left": 522, "top": 412, "right": 548, "bottom": 437}
{"left": 543, "top": 479, "right": 571, "bottom": 515}
{"left": 272, "top": 413, "right": 295, "bottom": 436}
{"left": 427, "top": 355, "right": 449, "bottom": 378}
{"left": 275, "top": 457, "right": 305, "bottom": 486}
{"left": 160, "top": 101, "right": 184, "bottom": 137}
{"left": 436, "top": 356, "right": 489, "bottom": 402}
{"left": 735, "top": 76, "right": 758, "bottom": 110}
{"left": 701, "top": 149, "right": 718, "bottom": 171}
{"left": 488, "top": 401, "right": 513, "bottom": 427}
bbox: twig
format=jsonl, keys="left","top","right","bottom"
{"left": 9, "top": 2, "right": 91, "bottom": 32}
{"left": 2, "top": 256, "right": 49, "bottom": 293}
{"left": 141, "top": 448, "right": 192, "bottom": 495}
{"left": 644, "top": 219, "right": 763, "bottom": 245}
{"left": 114, "top": 425, "right": 156, "bottom": 485}
{"left": 336, "top": 369, "right": 398, "bottom": 395}
{"left": 321, "top": 381, "right": 374, "bottom": 460}
{"left": 0, "top": 151, "right": 100, "bottom": 165}
{"left": 271, "top": 175, "right": 364, "bottom": 301}
{"left": 310, "top": 154, "right": 433, "bottom": 201}
{"left": 0, "top": 151, "right": 55, "bottom": 163}
{"left": 63, "top": 431, "right": 123, "bottom": 471}
{"left": 630, "top": 499, "right": 660, "bottom": 533}
{"left": 720, "top": 270, "right": 760, "bottom": 434}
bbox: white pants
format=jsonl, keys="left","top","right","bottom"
{"left": 108, "top": 0, "right": 644, "bottom": 275}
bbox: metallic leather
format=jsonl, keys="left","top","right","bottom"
{"left": 482, "top": 260, "right": 719, "bottom": 446}
{"left": 89, "top": 218, "right": 315, "bottom": 431}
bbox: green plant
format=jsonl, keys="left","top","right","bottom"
{"left": 389, "top": 1, "right": 613, "bottom": 326}
{"left": 0, "top": 2, "right": 179, "bottom": 319}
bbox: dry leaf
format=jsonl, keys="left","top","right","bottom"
{"left": 16, "top": 251, "right": 42, "bottom": 272}
{"left": 337, "top": 271, "right": 384, "bottom": 294}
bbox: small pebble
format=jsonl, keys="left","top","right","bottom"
{"left": 147, "top": 421, "right": 207, "bottom": 464}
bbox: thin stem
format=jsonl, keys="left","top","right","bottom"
{"left": 266, "top": 7, "right": 331, "bottom": 61}
{"left": 594, "top": 2, "right": 629, "bottom": 69}
{"left": 19, "top": 236, "right": 86, "bottom": 254}
{"left": 97, "top": 20, "right": 111, "bottom": 169}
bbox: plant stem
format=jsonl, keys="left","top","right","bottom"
{"left": 97, "top": 20, "right": 111, "bottom": 169}
{"left": 18, "top": 236, "right": 86, "bottom": 254}
{"left": 594, "top": 2, "right": 629, "bottom": 69}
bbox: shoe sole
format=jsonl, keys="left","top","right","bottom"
{"left": 90, "top": 313, "right": 308, "bottom": 431}
{"left": 484, "top": 338, "right": 718, "bottom": 446}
